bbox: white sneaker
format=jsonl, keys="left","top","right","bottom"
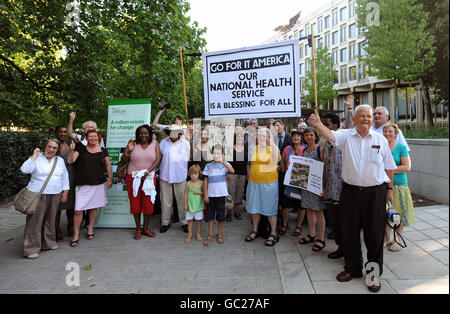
{"left": 27, "top": 253, "right": 40, "bottom": 259}
{"left": 51, "top": 245, "right": 58, "bottom": 250}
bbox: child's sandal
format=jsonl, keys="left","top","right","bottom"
{"left": 184, "top": 236, "right": 192, "bottom": 243}
{"left": 203, "top": 235, "right": 213, "bottom": 246}
{"left": 216, "top": 234, "right": 224, "bottom": 244}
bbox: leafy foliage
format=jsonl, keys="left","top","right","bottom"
{"left": 0, "top": 0, "right": 206, "bottom": 130}
{"left": 0, "top": 131, "right": 52, "bottom": 199}
{"left": 356, "top": 0, "right": 435, "bottom": 83}
{"left": 302, "top": 46, "right": 337, "bottom": 107}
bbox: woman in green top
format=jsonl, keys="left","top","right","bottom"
{"left": 383, "top": 124, "right": 414, "bottom": 252}
{"left": 184, "top": 165, "right": 205, "bottom": 243}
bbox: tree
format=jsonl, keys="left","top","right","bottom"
{"left": 356, "top": 0, "right": 435, "bottom": 121}
{"left": 0, "top": 0, "right": 206, "bottom": 131}
{"left": 419, "top": 0, "right": 449, "bottom": 124}
{"left": 302, "top": 45, "right": 337, "bottom": 108}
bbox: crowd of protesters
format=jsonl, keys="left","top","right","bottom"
{"left": 18, "top": 96, "right": 415, "bottom": 293}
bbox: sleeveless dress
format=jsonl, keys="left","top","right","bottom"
{"left": 187, "top": 184, "right": 204, "bottom": 213}
{"left": 300, "top": 147, "right": 324, "bottom": 211}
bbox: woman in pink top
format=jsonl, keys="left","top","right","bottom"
{"left": 123, "top": 125, "right": 161, "bottom": 239}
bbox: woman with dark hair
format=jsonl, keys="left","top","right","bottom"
{"left": 122, "top": 125, "right": 161, "bottom": 239}
{"left": 226, "top": 125, "right": 248, "bottom": 221}
{"left": 192, "top": 127, "right": 212, "bottom": 171}
{"left": 68, "top": 130, "right": 113, "bottom": 247}
{"left": 279, "top": 130, "right": 306, "bottom": 236}
{"left": 298, "top": 127, "right": 326, "bottom": 252}
{"left": 20, "top": 139, "right": 69, "bottom": 259}
{"left": 54, "top": 125, "right": 76, "bottom": 241}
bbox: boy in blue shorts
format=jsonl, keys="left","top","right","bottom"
{"left": 203, "top": 144, "right": 234, "bottom": 246}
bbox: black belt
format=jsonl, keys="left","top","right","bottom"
{"left": 343, "top": 182, "right": 386, "bottom": 191}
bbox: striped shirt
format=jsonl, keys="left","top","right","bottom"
{"left": 203, "top": 161, "right": 230, "bottom": 197}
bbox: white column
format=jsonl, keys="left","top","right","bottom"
{"left": 368, "top": 91, "right": 374, "bottom": 107}
{"left": 389, "top": 88, "right": 396, "bottom": 122}
{"left": 415, "top": 86, "right": 423, "bottom": 123}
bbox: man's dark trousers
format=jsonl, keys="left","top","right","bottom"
{"left": 339, "top": 182, "right": 387, "bottom": 277}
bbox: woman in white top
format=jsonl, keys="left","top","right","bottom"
{"left": 20, "top": 139, "right": 70, "bottom": 259}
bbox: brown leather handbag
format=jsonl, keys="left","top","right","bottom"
{"left": 116, "top": 150, "right": 131, "bottom": 178}
{"left": 14, "top": 158, "right": 58, "bottom": 215}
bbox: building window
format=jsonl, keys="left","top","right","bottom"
{"left": 317, "top": 37, "right": 323, "bottom": 48}
{"left": 299, "top": 29, "right": 304, "bottom": 38}
{"left": 349, "top": 23, "right": 356, "bottom": 38}
{"left": 359, "top": 42, "right": 367, "bottom": 56}
{"left": 305, "top": 24, "right": 311, "bottom": 35}
{"left": 305, "top": 45, "right": 310, "bottom": 57}
{"left": 300, "top": 63, "right": 304, "bottom": 75}
{"left": 294, "top": 30, "right": 299, "bottom": 38}
{"left": 334, "top": 70, "right": 339, "bottom": 84}
{"left": 349, "top": 66, "right": 357, "bottom": 80}
{"left": 332, "top": 48, "right": 338, "bottom": 65}
{"left": 340, "top": 7, "right": 347, "bottom": 22}
{"left": 299, "top": 44, "right": 304, "bottom": 59}
{"left": 332, "top": 9, "right": 338, "bottom": 26}
{"left": 349, "top": 1, "right": 355, "bottom": 18}
{"left": 358, "top": 63, "right": 367, "bottom": 79}
{"left": 340, "top": 66, "right": 348, "bottom": 83}
{"left": 318, "top": 18, "right": 323, "bottom": 33}
{"left": 349, "top": 41, "right": 357, "bottom": 60}
{"left": 340, "top": 47, "right": 348, "bottom": 63}
{"left": 332, "top": 31, "right": 339, "bottom": 45}
{"left": 324, "top": 15, "right": 330, "bottom": 29}
{"left": 305, "top": 60, "right": 310, "bottom": 72}
{"left": 340, "top": 25, "right": 347, "bottom": 43}
{"left": 324, "top": 32, "right": 330, "bottom": 48}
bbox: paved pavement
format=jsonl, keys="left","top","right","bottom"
{"left": 0, "top": 202, "right": 448, "bottom": 294}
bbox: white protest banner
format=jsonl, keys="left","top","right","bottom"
{"left": 203, "top": 40, "right": 301, "bottom": 120}
{"left": 96, "top": 99, "right": 151, "bottom": 228}
{"left": 284, "top": 155, "right": 324, "bottom": 196}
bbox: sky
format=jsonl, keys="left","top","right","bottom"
{"left": 187, "top": 0, "right": 331, "bottom": 53}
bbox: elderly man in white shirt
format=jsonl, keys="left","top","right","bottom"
{"left": 159, "top": 125, "right": 191, "bottom": 233}
{"left": 309, "top": 105, "right": 397, "bottom": 293}
{"left": 372, "top": 107, "right": 410, "bottom": 151}
{"left": 20, "top": 139, "right": 70, "bottom": 259}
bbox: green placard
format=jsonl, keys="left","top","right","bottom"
{"left": 96, "top": 99, "right": 151, "bottom": 228}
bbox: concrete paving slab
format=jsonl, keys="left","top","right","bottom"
{"left": 384, "top": 247, "right": 449, "bottom": 279}
{"left": 414, "top": 239, "right": 447, "bottom": 252}
{"left": 0, "top": 203, "right": 448, "bottom": 294}
{"left": 387, "top": 278, "right": 449, "bottom": 294}
{"left": 403, "top": 230, "right": 430, "bottom": 242}
{"left": 420, "top": 228, "right": 449, "bottom": 239}
{"left": 430, "top": 250, "right": 449, "bottom": 265}
{"left": 312, "top": 279, "right": 395, "bottom": 294}
{"left": 428, "top": 219, "right": 449, "bottom": 229}
{"left": 434, "top": 237, "right": 449, "bottom": 247}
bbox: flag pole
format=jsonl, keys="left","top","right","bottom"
{"left": 179, "top": 46, "right": 190, "bottom": 128}
{"left": 311, "top": 25, "right": 318, "bottom": 110}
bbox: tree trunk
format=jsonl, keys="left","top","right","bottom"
{"left": 423, "top": 85, "right": 434, "bottom": 126}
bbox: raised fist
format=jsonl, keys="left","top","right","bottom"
{"left": 69, "top": 112, "right": 76, "bottom": 121}
{"left": 32, "top": 148, "right": 41, "bottom": 160}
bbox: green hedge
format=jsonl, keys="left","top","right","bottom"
{"left": 400, "top": 122, "right": 449, "bottom": 139}
{"left": 0, "top": 131, "right": 52, "bottom": 200}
